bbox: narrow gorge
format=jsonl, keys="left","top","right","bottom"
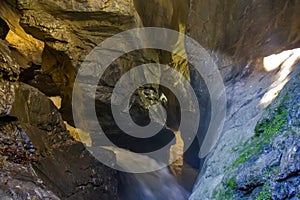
{"left": 0, "top": 0, "right": 299, "bottom": 199}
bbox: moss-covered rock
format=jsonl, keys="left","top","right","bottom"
{"left": 212, "top": 69, "right": 300, "bottom": 199}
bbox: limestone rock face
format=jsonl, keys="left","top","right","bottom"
{"left": 0, "top": 1, "right": 192, "bottom": 198}
{"left": 0, "top": 34, "right": 61, "bottom": 199}
{"left": 0, "top": 80, "right": 15, "bottom": 116}
{"left": 17, "top": 0, "right": 138, "bottom": 123}
{"left": 16, "top": 0, "right": 191, "bottom": 128}
{"left": 0, "top": 13, "right": 118, "bottom": 198}
{"left": 0, "top": 0, "right": 44, "bottom": 67}
{"left": 0, "top": 121, "right": 60, "bottom": 200}
{"left": 0, "top": 40, "right": 20, "bottom": 81}
{"left": 13, "top": 1, "right": 193, "bottom": 170}
{"left": 187, "top": 0, "right": 300, "bottom": 66}
{"left": 10, "top": 83, "right": 118, "bottom": 200}
{"left": 187, "top": 1, "right": 300, "bottom": 199}
{"left": 0, "top": 40, "right": 19, "bottom": 116}
{"left": 211, "top": 67, "right": 300, "bottom": 199}
{"left": 1, "top": 0, "right": 300, "bottom": 199}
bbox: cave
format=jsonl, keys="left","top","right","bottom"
{"left": 0, "top": 0, "right": 300, "bottom": 200}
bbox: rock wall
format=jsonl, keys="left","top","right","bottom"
{"left": 11, "top": 83, "right": 118, "bottom": 200}
{"left": 15, "top": 0, "right": 191, "bottom": 131}
{"left": 17, "top": 0, "right": 138, "bottom": 123}
{"left": 0, "top": 0, "right": 44, "bottom": 66}
{"left": 187, "top": 0, "right": 300, "bottom": 199}
{"left": 0, "top": 0, "right": 193, "bottom": 199}
{"left": 0, "top": 38, "right": 59, "bottom": 199}
{"left": 0, "top": 0, "right": 300, "bottom": 199}
{"left": 187, "top": 0, "right": 300, "bottom": 67}
{"left": 0, "top": 12, "right": 118, "bottom": 200}
{"left": 211, "top": 65, "right": 300, "bottom": 199}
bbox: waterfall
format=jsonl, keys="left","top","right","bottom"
{"left": 105, "top": 147, "right": 190, "bottom": 200}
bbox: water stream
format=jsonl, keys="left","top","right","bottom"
{"left": 107, "top": 147, "right": 190, "bottom": 200}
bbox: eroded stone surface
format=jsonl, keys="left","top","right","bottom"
{"left": 0, "top": 0, "right": 44, "bottom": 66}
{"left": 208, "top": 67, "right": 300, "bottom": 199}
{"left": 0, "top": 121, "right": 59, "bottom": 200}
{"left": 10, "top": 83, "right": 119, "bottom": 200}
{"left": 188, "top": 1, "right": 300, "bottom": 199}
{"left": 0, "top": 0, "right": 299, "bottom": 199}
{"left": 187, "top": 0, "right": 300, "bottom": 67}
{"left": 0, "top": 28, "right": 119, "bottom": 198}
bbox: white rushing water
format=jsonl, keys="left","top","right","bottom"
{"left": 105, "top": 147, "right": 190, "bottom": 200}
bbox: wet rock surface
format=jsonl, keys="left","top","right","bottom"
{"left": 0, "top": 1, "right": 191, "bottom": 198}
{"left": 0, "top": 0, "right": 300, "bottom": 199}
{"left": 0, "top": 0, "right": 44, "bottom": 67}
{"left": 0, "top": 83, "right": 119, "bottom": 199}
{"left": 0, "top": 121, "right": 60, "bottom": 200}
{"left": 0, "top": 83, "right": 119, "bottom": 200}
{"left": 0, "top": 80, "right": 15, "bottom": 117}
{"left": 187, "top": 1, "right": 300, "bottom": 199}
{"left": 17, "top": 0, "right": 139, "bottom": 124}
{"left": 211, "top": 68, "right": 300, "bottom": 199}
{"left": 10, "top": 83, "right": 119, "bottom": 200}
{"left": 0, "top": 39, "right": 19, "bottom": 116}
{"left": 0, "top": 49, "right": 60, "bottom": 199}
{"left": 0, "top": 40, "right": 20, "bottom": 82}
{"left": 0, "top": 23, "right": 119, "bottom": 198}
{"left": 16, "top": 0, "right": 191, "bottom": 132}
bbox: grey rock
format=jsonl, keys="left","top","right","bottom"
{"left": 187, "top": 0, "right": 300, "bottom": 68}
{"left": 278, "top": 144, "right": 300, "bottom": 181}
{"left": 188, "top": 0, "right": 300, "bottom": 198}
{"left": 0, "top": 40, "right": 19, "bottom": 116}
{"left": 0, "top": 121, "right": 60, "bottom": 200}
{"left": 10, "top": 83, "right": 119, "bottom": 199}
{"left": 0, "top": 80, "right": 15, "bottom": 116}
{"left": 0, "top": 40, "right": 20, "bottom": 81}
{"left": 270, "top": 176, "right": 300, "bottom": 200}
{"left": 207, "top": 69, "right": 300, "bottom": 199}
{"left": 235, "top": 150, "right": 281, "bottom": 192}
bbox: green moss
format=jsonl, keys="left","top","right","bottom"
{"left": 212, "top": 190, "right": 217, "bottom": 198}
{"left": 213, "top": 178, "right": 236, "bottom": 199}
{"left": 215, "top": 189, "right": 234, "bottom": 200}
{"left": 254, "top": 109, "right": 287, "bottom": 137}
{"left": 232, "top": 106, "right": 287, "bottom": 168}
{"left": 256, "top": 183, "right": 271, "bottom": 200}
{"left": 263, "top": 167, "right": 280, "bottom": 179}
{"left": 256, "top": 190, "right": 271, "bottom": 200}
{"left": 214, "top": 90, "right": 291, "bottom": 199}
{"left": 223, "top": 190, "right": 234, "bottom": 200}
{"left": 228, "top": 178, "right": 236, "bottom": 190}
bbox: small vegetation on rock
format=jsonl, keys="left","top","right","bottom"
{"left": 228, "top": 177, "right": 236, "bottom": 190}
{"left": 232, "top": 94, "right": 288, "bottom": 168}
{"left": 255, "top": 183, "right": 271, "bottom": 200}
{"left": 214, "top": 86, "right": 297, "bottom": 199}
